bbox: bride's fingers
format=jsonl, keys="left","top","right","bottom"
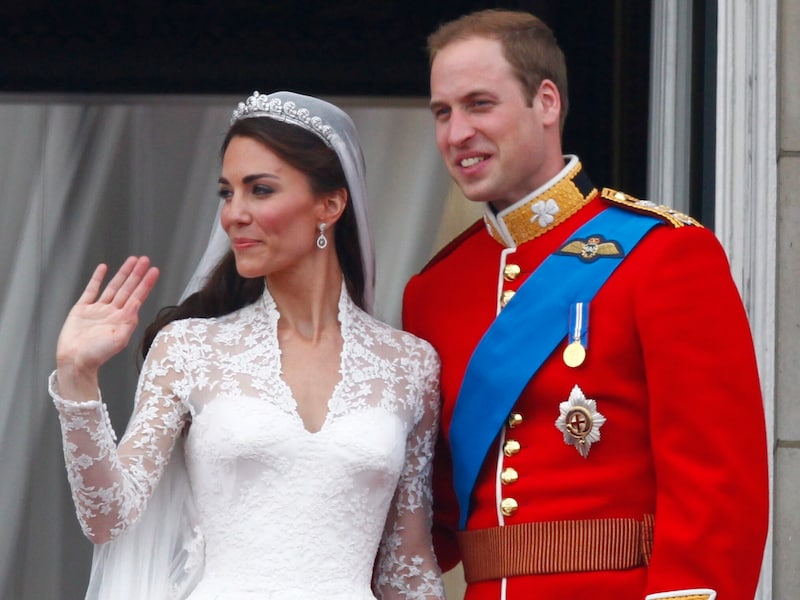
{"left": 110, "top": 257, "right": 155, "bottom": 308}
{"left": 76, "top": 264, "right": 110, "bottom": 305}
{"left": 97, "top": 256, "right": 148, "bottom": 306}
{"left": 125, "top": 266, "right": 160, "bottom": 309}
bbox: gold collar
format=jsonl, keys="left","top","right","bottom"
{"left": 483, "top": 157, "right": 597, "bottom": 248}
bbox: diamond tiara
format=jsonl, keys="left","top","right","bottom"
{"left": 230, "top": 91, "right": 335, "bottom": 147}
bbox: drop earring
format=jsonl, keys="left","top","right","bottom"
{"left": 316, "top": 222, "right": 328, "bottom": 249}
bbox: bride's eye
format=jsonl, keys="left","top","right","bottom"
{"left": 252, "top": 184, "right": 275, "bottom": 197}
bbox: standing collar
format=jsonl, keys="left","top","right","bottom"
{"left": 483, "top": 155, "right": 597, "bottom": 248}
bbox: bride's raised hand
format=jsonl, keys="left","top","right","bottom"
{"left": 56, "top": 256, "right": 160, "bottom": 400}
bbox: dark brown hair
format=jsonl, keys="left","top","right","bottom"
{"left": 428, "top": 8, "right": 569, "bottom": 130}
{"left": 140, "top": 117, "right": 366, "bottom": 359}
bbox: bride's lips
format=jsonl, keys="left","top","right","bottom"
{"left": 231, "top": 237, "right": 261, "bottom": 250}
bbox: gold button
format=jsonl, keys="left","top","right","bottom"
{"left": 500, "top": 290, "right": 516, "bottom": 307}
{"left": 500, "top": 467, "right": 519, "bottom": 485}
{"left": 503, "top": 264, "right": 521, "bottom": 281}
{"left": 500, "top": 497, "right": 519, "bottom": 516}
{"left": 507, "top": 413, "right": 523, "bottom": 428}
{"left": 503, "top": 439, "right": 521, "bottom": 456}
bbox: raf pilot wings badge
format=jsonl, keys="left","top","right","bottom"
{"left": 556, "top": 234, "right": 623, "bottom": 262}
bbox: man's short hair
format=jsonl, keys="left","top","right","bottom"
{"left": 428, "top": 9, "right": 569, "bottom": 130}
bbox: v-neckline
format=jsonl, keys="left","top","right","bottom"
{"left": 281, "top": 363, "right": 344, "bottom": 435}
{"left": 264, "top": 286, "right": 348, "bottom": 435}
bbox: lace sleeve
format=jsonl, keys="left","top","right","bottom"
{"left": 374, "top": 344, "right": 445, "bottom": 599}
{"left": 50, "top": 329, "right": 189, "bottom": 544}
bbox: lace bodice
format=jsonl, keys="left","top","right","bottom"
{"left": 51, "top": 288, "right": 444, "bottom": 599}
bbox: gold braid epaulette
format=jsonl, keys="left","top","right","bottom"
{"left": 601, "top": 188, "right": 703, "bottom": 229}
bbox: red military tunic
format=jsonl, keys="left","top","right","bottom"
{"left": 402, "top": 158, "right": 768, "bottom": 600}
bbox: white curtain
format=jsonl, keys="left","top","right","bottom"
{"left": 0, "top": 95, "right": 452, "bottom": 599}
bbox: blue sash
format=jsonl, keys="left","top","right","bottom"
{"left": 450, "top": 206, "right": 661, "bottom": 528}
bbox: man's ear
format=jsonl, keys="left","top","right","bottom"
{"left": 536, "top": 79, "right": 562, "bottom": 128}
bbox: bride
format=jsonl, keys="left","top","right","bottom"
{"left": 49, "top": 91, "right": 445, "bottom": 599}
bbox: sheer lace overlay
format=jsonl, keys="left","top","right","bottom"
{"left": 52, "top": 288, "right": 444, "bottom": 599}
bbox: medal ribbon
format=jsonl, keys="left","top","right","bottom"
{"left": 563, "top": 301, "right": 589, "bottom": 367}
{"left": 569, "top": 301, "right": 588, "bottom": 347}
{"left": 449, "top": 206, "right": 661, "bottom": 529}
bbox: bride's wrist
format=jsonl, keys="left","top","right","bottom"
{"left": 54, "top": 362, "right": 100, "bottom": 402}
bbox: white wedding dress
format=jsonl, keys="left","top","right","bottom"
{"left": 51, "top": 287, "right": 444, "bottom": 599}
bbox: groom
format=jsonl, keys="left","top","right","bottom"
{"left": 403, "top": 8, "right": 769, "bottom": 600}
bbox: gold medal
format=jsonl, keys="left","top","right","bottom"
{"left": 563, "top": 340, "right": 586, "bottom": 368}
